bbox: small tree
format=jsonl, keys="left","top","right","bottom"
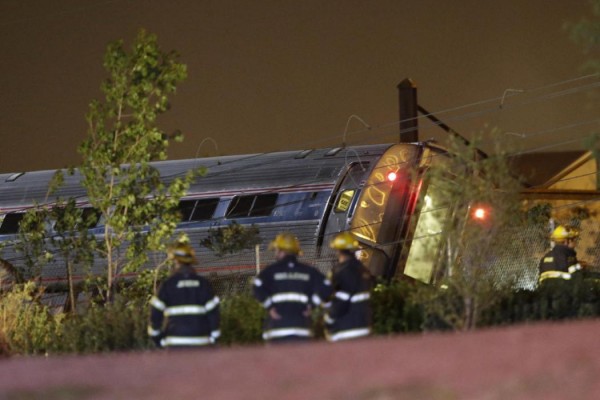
{"left": 413, "top": 130, "right": 526, "bottom": 330}
{"left": 78, "top": 29, "right": 200, "bottom": 300}
{"left": 14, "top": 202, "right": 96, "bottom": 312}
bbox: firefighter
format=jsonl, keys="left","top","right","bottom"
{"left": 538, "top": 225, "right": 583, "bottom": 318}
{"left": 253, "top": 233, "right": 331, "bottom": 343}
{"left": 148, "top": 242, "right": 220, "bottom": 348}
{"left": 324, "top": 231, "right": 374, "bottom": 342}
{"left": 538, "top": 225, "right": 582, "bottom": 284}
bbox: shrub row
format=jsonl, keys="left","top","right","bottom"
{"left": 3, "top": 276, "right": 600, "bottom": 356}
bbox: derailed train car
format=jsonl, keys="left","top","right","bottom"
{"left": 0, "top": 142, "right": 450, "bottom": 286}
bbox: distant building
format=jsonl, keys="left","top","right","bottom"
{"left": 513, "top": 150, "right": 600, "bottom": 269}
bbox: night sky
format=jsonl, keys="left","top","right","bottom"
{"left": 1, "top": 0, "right": 597, "bottom": 174}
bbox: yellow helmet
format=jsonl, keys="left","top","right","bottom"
{"left": 168, "top": 242, "right": 197, "bottom": 264}
{"left": 551, "top": 225, "right": 579, "bottom": 242}
{"left": 269, "top": 233, "right": 302, "bottom": 254}
{"left": 330, "top": 231, "right": 360, "bottom": 251}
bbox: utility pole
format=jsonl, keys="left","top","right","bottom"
{"left": 397, "top": 78, "right": 418, "bottom": 143}
{"left": 397, "top": 77, "right": 488, "bottom": 159}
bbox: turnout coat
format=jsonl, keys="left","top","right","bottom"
{"left": 253, "top": 255, "right": 331, "bottom": 341}
{"left": 324, "top": 256, "right": 374, "bottom": 341}
{"left": 148, "top": 265, "right": 220, "bottom": 347}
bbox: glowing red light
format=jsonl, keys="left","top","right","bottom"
{"left": 387, "top": 171, "right": 398, "bottom": 182}
{"left": 473, "top": 208, "right": 486, "bottom": 220}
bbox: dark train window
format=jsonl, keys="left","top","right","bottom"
{"left": 227, "top": 194, "right": 278, "bottom": 218}
{"left": 0, "top": 213, "right": 24, "bottom": 234}
{"left": 81, "top": 208, "right": 101, "bottom": 228}
{"left": 250, "top": 194, "right": 278, "bottom": 217}
{"left": 178, "top": 200, "right": 196, "bottom": 221}
{"left": 178, "top": 198, "right": 219, "bottom": 222}
{"left": 191, "top": 198, "right": 219, "bottom": 221}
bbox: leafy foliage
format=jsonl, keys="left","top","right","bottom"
{"left": 371, "top": 281, "right": 423, "bottom": 334}
{"left": 201, "top": 222, "right": 261, "bottom": 257}
{"left": 565, "top": 0, "right": 600, "bottom": 73}
{"left": 412, "top": 130, "right": 526, "bottom": 330}
{"left": 0, "top": 282, "right": 62, "bottom": 356}
{"left": 219, "top": 293, "right": 265, "bottom": 346}
{"left": 77, "top": 29, "right": 200, "bottom": 299}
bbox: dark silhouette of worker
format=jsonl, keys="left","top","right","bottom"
{"left": 538, "top": 225, "right": 583, "bottom": 318}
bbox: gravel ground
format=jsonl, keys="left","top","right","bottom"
{"left": 1, "top": 320, "right": 600, "bottom": 400}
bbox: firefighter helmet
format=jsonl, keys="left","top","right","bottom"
{"left": 168, "top": 242, "right": 197, "bottom": 264}
{"left": 330, "top": 231, "right": 360, "bottom": 251}
{"left": 269, "top": 233, "right": 302, "bottom": 254}
{"left": 551, "top": 225, "right": 579, "bottom": 242}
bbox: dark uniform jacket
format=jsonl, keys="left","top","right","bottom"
{"left": 324, "top": 256, "right": 373, "bottom": 342}
{"left": 538, "top": 244, "right": 580, "bottom": 282}
{"left": 253, "top": 255, "right": 332, "bottom": 341}
{"left": 148, "top": 265, "right": 220, "bottom": 347}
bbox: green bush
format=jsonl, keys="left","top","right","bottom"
{"left": 371, "top": 280, "right": 423, "bottom": 334}
{"left": 55, "top": 295, "right": 150, "bottom": 354}
{"left": 219, "top": 293, "right": 265, "bottom": 346}
{"left": 0, "top": 282, "right": 63, "bottom": 356}
{"left": 4, "top": 274, "right": 600, "bottom": 357}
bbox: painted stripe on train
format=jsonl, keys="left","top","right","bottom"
{"left": 0, "top": 184, "right": 334, "bottom": 213}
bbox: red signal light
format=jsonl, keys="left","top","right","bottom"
{"left": 386, "top": 171, "right": 398, "bottom": 182}
{"left": 473, "top": 207, "right": 486, "bottom": 220}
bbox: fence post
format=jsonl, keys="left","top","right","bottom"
{"left": 255, "top": 244, "right": 261, "bottom": 275}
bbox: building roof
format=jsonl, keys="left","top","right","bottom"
{"left": 508, "top": 151, "right": 589, "bottom": 188}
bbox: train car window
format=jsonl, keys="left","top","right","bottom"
{"left": 227, "top": 194, "right": 279, "bottom": 218}
{"left": 190, "top": 198, "right": 219, "bottom": 221}
{"left": 334, "top": 189, "right": 356, "bottom": 213}
{"left": 249, "top": 193, "right": 278, "bottom": 217}
{"left": 81, "top": 208, "right": 101, "bottom": 228}
{"left": 0, "top": 213, "right": 24, "bottom": 234}
{"left": 178, "top": 200, "right": 196, "bottom": 222}
{"left": 226, "top": 196, "right": 255, "bottom": 218}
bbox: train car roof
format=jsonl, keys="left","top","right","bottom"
{"left": 0, "top": 143, "right": 402, "bottom": 210}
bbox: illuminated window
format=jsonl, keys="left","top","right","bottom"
{"left": 334, "top": 190, "right": 356, "bottom": 213}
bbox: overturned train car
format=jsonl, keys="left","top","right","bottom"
{"left": 0, "top": 143, "right": 449, "bottom": 286}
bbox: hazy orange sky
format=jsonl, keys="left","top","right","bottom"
{"left": 1, "top": 0, "right": 597, "bottom": 173}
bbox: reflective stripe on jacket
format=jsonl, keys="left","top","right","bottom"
{"left": 325, "top": 256, "right": 373, "bottom": 342}
{"left": 148, "top": 266, "right": 220, "bottom": 347}
{"left": 253, "top": 255, "right": 332, "bottom": 341}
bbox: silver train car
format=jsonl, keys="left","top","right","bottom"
{"left": 0, "top": 142, "right": 449, "bottom": 286}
